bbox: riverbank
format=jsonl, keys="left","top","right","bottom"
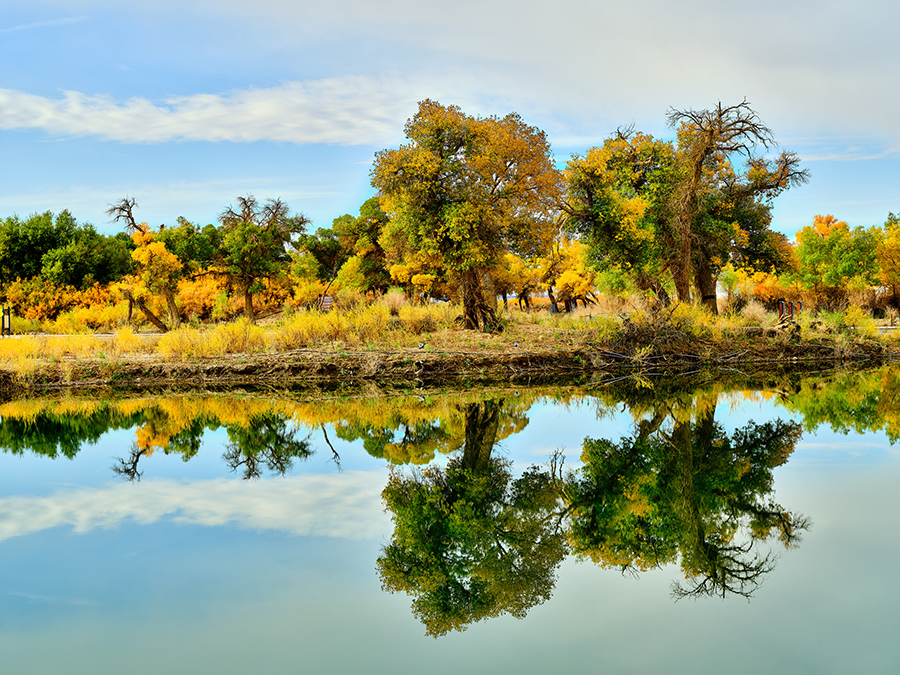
{"left": 0, "top": 316, "right": 894, "bottom": 391}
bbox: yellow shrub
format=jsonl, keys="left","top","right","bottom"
{"left": 114, "top": 326, "right": 145, "bottom": 355}
{"left": 156, "top": 327, "right": 207, "bottom": 360}
{"left": 398, "top": 304, "right": 438, "bottom": 334}
{"left": 209, "top": 318, "right": 266, "bottom": 354}
{"left": 844, "top": 305, "right": 878, "bottom": 339}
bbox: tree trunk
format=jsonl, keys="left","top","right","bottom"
{"left": 672, "top": 229, "right": 693, "bottom": 304}
{"left": 693, "top": 250, "right": 719, "bottom": 314}
{"left": 122, "top": 289, "right": 168, "bottom": 332}
{"left": 546, "top": 286, "right": 558, "bottom": 314}
{"left": 461, "top": 400, "right": 502, "bottom": 472}
{"left": 164, "top": 287, "right": 181, "bottom": 328}
{"left": 636, "top": 272, "right": 671, "bottom": 310}
{"left": 460, "top": 268, "right": 499, "bottom": 331}
{"left": 243, "top": 288, "right": 255, "bottom": 322}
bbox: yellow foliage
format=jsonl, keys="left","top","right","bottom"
{"left": 177, "top": 273, "right": 227, "bottom": 320}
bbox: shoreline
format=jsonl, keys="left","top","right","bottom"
{"left": 1, "top": 340, "right": 894, "bottom": 392}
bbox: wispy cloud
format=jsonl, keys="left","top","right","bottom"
{"left": 0, "top": 16, "right": 86, "bottom": 33}
{"left": 0, "top": 78, "right": 420, "bottom": 145}
{"left": 0, "top": 472, "right": 390, "bottom": 543}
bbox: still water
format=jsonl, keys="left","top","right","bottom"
{"left": 1, "top": 370, "right": 899, "bottom": 674}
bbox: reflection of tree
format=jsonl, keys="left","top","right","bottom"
{"left": 223, "top": 414, "right": 313, "bottom": 479}
{"left": 377, "top": 399, "right": 566, "bottom": 636}
{"left": 112, "top": 443, "right": 149, "bottom": 482}
{"left": 336, "top": 418, "right": 455, "bottom": 465}
{"left": 565, "top": 400, "right": 809, "bottom": 598}
{"left": 0, "top": 408, "right": 140, "bottom": 459}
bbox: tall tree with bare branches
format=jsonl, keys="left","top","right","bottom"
{"left": 666, "top": 100, "right": 809, "bottom": 311}
{"left": 218, "top": 195, "right": 309, "bottom": 320}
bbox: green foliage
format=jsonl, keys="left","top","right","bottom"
{"left": 223, "top": 413, "right": 312, "bottom": 479}
{"left": 377, "top": 399, "right": 566, "bottom": 636}
{"left": 565, "top": 130, "right": 677, "bottom": 284}
{"left": 218, "top": 195, "right": 309, "bottom": 318}
{"left": 296, "top": 227, "right": 348, "bottom": 282}
{"left": 0, "top": 211, "right": 133, "bottom": 289}
{"left": 567, "top": 411, "right": 806, "bottom": 598}
{"left": 330, "top": 197, "right": 392, "bottom": 292}
{"left": 156, "top": 218, "right": 222, "bottom": 273}
{"left": 796, "top": 215, "right": 881, "bottom": 292}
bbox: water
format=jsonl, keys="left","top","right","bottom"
{"left": 1, "top": 370, "right": 898, "bottom": 674}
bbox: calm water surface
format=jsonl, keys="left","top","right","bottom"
{"left": 1, "top": 371, "right": 898, "bottom": 674}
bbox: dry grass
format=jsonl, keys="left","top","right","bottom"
{"left": 0, "top": 297, "right": 892, "bottom": 383}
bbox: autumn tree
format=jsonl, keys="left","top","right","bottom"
{"left": 796, "top": 214, "right": 881, "bottom": 308}
{"left": 667, "top": 100, "right": 809, "bottom": 311}
{"left": 107, "top": 197, "right": 182, "bottom": 331}
{"left": 565, "top": 129, "right": 679, "bottom": 306}
{"left": 372, "top": 100, "right": 563, "bottom": 330}
{"left": 219, "top": 195, "right": 309, "bottom": 320}
{"left": 877, "top": 212, "right": 900, "bottom": 305}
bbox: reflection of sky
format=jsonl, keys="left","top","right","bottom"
{"left": 1, "top": 395, "right": 899, "bottom": 673}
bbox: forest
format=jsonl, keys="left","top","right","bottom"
{"left": 0, "top": 99, "right": 896, "bottom": 338}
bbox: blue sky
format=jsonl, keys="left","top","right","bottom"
{"left": 1, "top": 0, "right": 898, "bottom": 238}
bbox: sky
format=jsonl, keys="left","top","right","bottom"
{"left": 1, "top": 0, "right": 898, "bottom": 238}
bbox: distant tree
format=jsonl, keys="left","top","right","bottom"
{"left": 219, "top": 195, "right": 310, "bottom": 320}
{"left": 156, "top": 217, "right": 222, "bottom": 273}
{"left": 331, "top": 197, "right": 392, "bottom": 293}
{"left": 296, "top": 227, "right": 348, "bottom": 283}
{"left": 0, "top": 210, "right": 79, "bottom": 284}
{"left": 796, "top": 214, "right": 881, "bottom": 307}
{"left": 40, "top": 226, "right": 134, "bottom": 289}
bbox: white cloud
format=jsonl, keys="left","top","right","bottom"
{"left": 0, "top": 471, "right": 390, "bottom": 543}
{"left": 0, "top": 77, "right": 419, "bottom": 145}
{"left": 0, "top": 16, "right": 86, "bottom": 33}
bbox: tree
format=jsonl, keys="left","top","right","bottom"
{"left": 107, "top": 197, "right": 180, "bottom": 331}
{"left": 219, "top": 195, "right": 309, "bottom": 320}
{"left": 565, "top": 129, "right": 679, "bottom": 306}
{"left": 40, "top": 225, "right": 133, "bottom": 289}
{"left": 667, "top": 100, "right": 809, "bottom": 311}
{"left": 156, "top": 217, "right": 222, "bottom": 273}
{"left": 0, "top": 210, "right": 79, "bottom": 284}
{"left": 296, "top": 227, "right": 349, "bottom": 283}
{"left": 223, "top": 413, "right": 313, "bottom": 479}
{"left": 372, "top": 100, "right": 563, "bottom": 330}
{"left": 877, "top": 212, "right": 900, "bottom": 305}
{"left": 331, "top": 197, "right": 392, "bottom": 294}
{"left": 796, "top": 214, "right": 881, "bottom": 308}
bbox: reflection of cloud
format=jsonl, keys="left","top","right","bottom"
{"left": 2, "top": 591, "right": 99, "bottom": 607}
{"left": 0, "top": 78, "right": 418, "bottom": 145}
{"left": 0, "top": 472, "right": 389, "bottom": 543}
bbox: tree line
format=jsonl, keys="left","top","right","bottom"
{"left": 0, "top": 98, "right": 895, "bottom": 330}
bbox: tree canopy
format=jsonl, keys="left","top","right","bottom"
{"left": 372, "top": 99, "right": 563, "bottom": 330}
